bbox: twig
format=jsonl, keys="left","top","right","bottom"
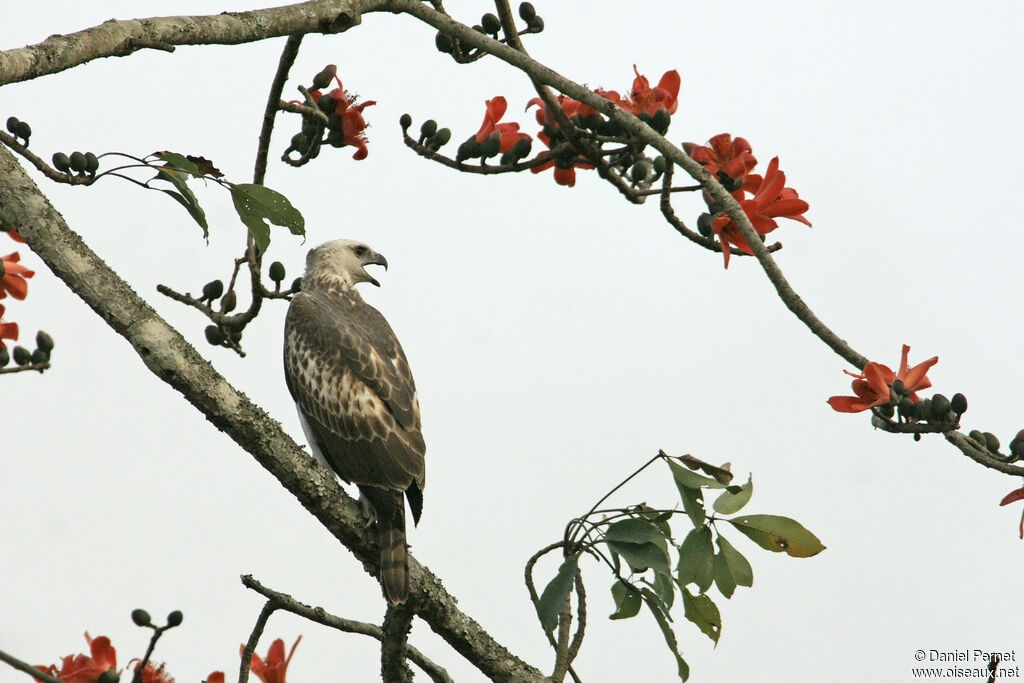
{"left": 946, "top": 432, "right": 1024, "bottom": 477}
{"left": 254, "top": 34, "right": 303, "bottom": 186}
{"left": 0, "top": 361, "right": 50, "bottom": 374}
{"left": 0, "top": 647, "right": 65, "bottom": 683}
{"left": 402, "top": 129, "right": 557, "bottom": 174}
{"left": 567, "top": 571, "right": 587, "bottom": 677}
{"left": 0, "top": 130, "right": 95, "bottom": 185}
{"left": 241, "top": 575, "right": 452, "bottom": 682}
{"left": 551, "top": 593, "right": 573, "bottom": 682}
{"left": 381, "top": 603, "right": 415, "bottom": 683}
{"left": 239, "top": 601, "right": 276, "bottom": 683}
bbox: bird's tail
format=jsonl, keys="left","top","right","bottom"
{"left": 378, "top": 516, "right": 409, "bottom": 605}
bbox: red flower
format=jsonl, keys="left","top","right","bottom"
{"left": 205, "top": 673, "right": 225, "bottom": 683}
{"left": 1000, "top": 487, "right": 1024, "bottom": 539}
{"left": 6, "top": 226, "right": 25, "bottom": 242}
{"left": 474, "top": 96, "right": 531, "bottom": 153}
{"left": 1, "top": 251, "right": 34, "bottom": 299}
{"left": 709, "top": 157, "right": 811, "bottom": 267}
{"left": 684, "top": 133, "right": 758, "bottom": 182}
{"left": 242, "top": 636, "right": 301, "bottom": 683}
{"left": 828, "top": 345, "right": 938, "bottom": 413}
{"left": 309, "top": 77, "right": 376, "bottom": 160}
{"left": 0, "top": 303, "right": 17, "bottom": 349}
{"left": 620, "top": 65, "right": 680, "bottom": 117}
{"left": 129, "top": 661, "right": 174, "bottom": 683}
{"left": 35, "top": 633, "right": 118, "bottom": 683}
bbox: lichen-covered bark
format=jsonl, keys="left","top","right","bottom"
{"left": 0, "top": 145, "right": 546, "bottom": 682}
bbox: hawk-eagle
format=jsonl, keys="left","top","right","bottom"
{"left": 283, "top": 239, "right": 425, "bottom": 604}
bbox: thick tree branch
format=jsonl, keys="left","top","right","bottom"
{"left": 0, "top": 145, "right": 545, "bottom": 683}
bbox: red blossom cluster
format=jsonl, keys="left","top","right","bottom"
{"left": 684, "top": 134, "right": 811, "bottom": 267}
{"left": 32, "top": 633, "right": 299, "bottom": 683}
{"left": 308, "top": 74, "right": 376, "bottom": 160}
{"left": 826, "top": 345, "right": 938, "bottom": 413}
{"left": 1, "top": 227, "right": 33, "bottom": 352}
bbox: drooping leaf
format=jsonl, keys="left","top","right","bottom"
{"left": 640, "top": 588, "right": 689, "bottom": 681}
{"left": 604, "top": 517, "right": 671, "bottom": 545}
{"left": 682, "top": 588, "right": 722, "bottom": 645}
{"left": 653, "top": 570, "right": 675, "bottom": 610}
{"left": 607, "top": 540, "right": 671, "bottom": 577}
{"left": 667, "top": 458, "right": 727, "bottom": 490}
{"left": 712, "top": 549, "right": 736, "bottom": 598}
{"left": 609, "top": 580, "right": 642, "bottom": 620}
{"left": 152, "top": 167, "right": 208, "bottom": 237}
{"left": 229, "top": 183, "right": 305, "bottom": 252}
{"left": 727, "top": 514, "right": 825, "bottom": 557}
{"left": 716, "top": 534, "right": 753, "bottom": 592}
{"left": 676, "top": 526, "right": 714, "bottom": 593}
{"left": 713, "top": 476, "right": 754, "bottom": 515}
{"left": 536, "top": 554, "right": 579, "bottom": 635}
{"left": 679, "top": 483, "right": 706, "bottom": 528}
{"left": 153, "top": 151, "right": 201, "bottom": 176}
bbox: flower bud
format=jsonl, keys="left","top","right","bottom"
{"left": 950, "top": 393, "right": 967, "bottom": 414}
{"left": 479, "top": 131, "right": 501, "bottom": 159}
{"left": 69, "top": 151, "right": 88, "bottom": 174}
{"left": 85, "top": 152, "right": 99, "bottom": 175}
{"left": 1010, "top": 430, "right": 1024, "bottom": 460}
{"left": 0, "top": 347, "right": 8, "bottom": 367}
{"left": 968, "top": 429, "right": 986, "bottom": 446}
{"left": 30, "top": 348, "right": 48, "bottom": 364}
{"left": 877, "top": 403, "right": 895, "bottom": 419}
{"left": 311, "top": 64, "right": 337, "bottom": 90}
{"left": 131, "top": 608, "right": 153, "bottom": 626}
{"left": 527, "top": 15, "right": 544, "bottom": 31}
{"left": 290, "top": 277, "right": 302, "bottom": 293}
{"left": 12, "top": 345, "right": 30, "bottom": 366}
{"left": 456, "top": 137, "right": 480, "bottom": 162}
{"left": 430, "top": 127, "right": 451, "bottom": 148}
{"left": 220, "top": 290, "right": 237, "bottom": 314}
{"left": 289, "top": 132, "right": 308, "bottom": 154}
{"left": 326, "top": 129, "right": 345, "bottom": 148}
{"left": 204, "top": 325, "right": 225, "bottom": 346}
{"left": 269, "top": 261, "right": 286, "bottom": 282}
{"left": 891, "top": 379, "right": 906, "bottom": 395}
{"left": 317, "top": 94, "right": 337, "bottom": 115}
{"left": 14, "top": 120, "right": 31, "bottom": 141}
{"left": 481, "top": 12, "right": 501, "bottom": 34}
{"left": 5, "top": 116, "right": 18, "bottom": 134}
{"left": 653, "top": 156, "right": 666, "bottom": 174}
{"left": 651, "top": 108, "right": 671, "bottom": 134}
{"left": 519, "top": 2, "right": 537, "bottom": 20}
{"left": 419, "top": 119, "right": 438, "bottom": 140}
{"left": 435, "top": 31, "right": 453, "bottom": 53}
{"left": 929, "top": 393, "right": 950, "bottom": 420}
{"left": 167, "top": 610, "right": 184, "bottom": 627}
{"left": 696, "top": 212, "right": 713, "bottom": 238}
{"left": 512, "top": 137, "right": 532, "bottom": 160}
{"left": 52, "top": 152, "right": 71, "bottom": 173}
{"left": 36, "top": 330, "right": 54, "bottom": 352}
{"left": 399, "top": 113, "right": 413, "bottom": 130}
{"left": 630, "top": 158, "right": 652, "bottom": 183}
{"left": 202, "top": 279, "right": 224, "bottom": 302}
{"left": 98, "top": 669, "right": 120, "bottom": 683}
{"left": 984, "top": 432, "right": 1000, "bottom": 452}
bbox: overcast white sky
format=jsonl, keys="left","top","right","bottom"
{"left": 3, "top": 2, "right": 1024, "bottom": 682}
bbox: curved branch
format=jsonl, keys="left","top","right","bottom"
{"left": 0, "top": 145, "right": 545, "bottom": 683}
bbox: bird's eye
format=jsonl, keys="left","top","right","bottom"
{"left": 354, "top": 245, "right": 367, "bottom": 257}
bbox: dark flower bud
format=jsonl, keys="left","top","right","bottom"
{"left": 69, "top": 151, "right": 88, "bottom": 174}
{"left": 30, "top": 348, "right": 48, "bottom": 364}
{"left": 877, "top": 403, "right": 895, "bottom": 419}
{"left": 653, "top": 156, "right": 666, "bottom": 174}
{"left": 307, "top": 139, "right": 321, "bottom": 159}
{"left": 720, "top": 174, "right": 744, "bottom": 192}
{"left": 317, "top": 94, "right": 337, "bottom": 115}
{"left": 289, "top": 132, "right": 308, "bottom": 154}
{"left": 479, "top": 131, "right": 501, "bottom": 159}
{"left": 312, "top": 64, "right": 337, "bottom": 90}
{"left": 430, "top": 127, "right": 451, "bottom": 148}
{"left": 984, "top": 432, "right": 1000, "bottom": 452}
{"left": 84, "top": 152, "right": 99, "bottom": 175}
{"left": 512, "top": 136, "right": 532, "bottom": 160}
{"left": 916, "top": 398, "right": 932, "bottom": 420}
{"left": 52, "top": 152, "right": 71, "bottom": 173}
{"left": 290, "top": 277, "right": 302, "bottom": 293}
{"left": 481, "top": 12, "right": 501, "bottom": 34}
{"left": 456, "top": 137, "right": 480, "bottom": 162}
{"left": 326, "top": 129, "right": 345, "bottom": 148}
{"left": 12, "top": 345, "right": 31, "bottom": 366}
{"left": 472, "top": 24, "right": 487, "bottom": 34}
{"left": 435, "top": 31, "right": 453, "bottom": 53}
{"left": 14, "top": 120, "right": 31, "bottom": 141}
{"left": 696, "top": 212, "right": 713, "bottom": 238}
{"left": 930, "top": 393, "right": 950, "bottom": 419}
{"left": 202, "top": 279, "right": 224, "bottom": 302}
{"left": 527, "top": 15, "right": 544, "bottom": 32}
{"left": 891, "top": 379, "right": 906, "bottom": 395}
{"left": 419, "top": 119, "right": 438, "bottom": 140}
{"left": 499, "top": 151, "right": 514, "bottom": 165}
{"left": 166, "top": 610, "right": 184, "bottom": 627}
{"left": 651, "top": 108, "right": 671, "bottom": 134}
{"left": 204, "top": 325, "right": 225, "bottom": 346}
{"left": 0, "top": 346, "right": 8, "bottom": 367}
{"left": 951, "top": 393, "right": 967, "bottom": 414}
{"left": 220, "top": 290, "right": 237, "bottom": 314}
{"left": 131, "top": 608, "right": 153, "bottom": 626}
{"left": 969, "top": 429, "right": 986, "bottom": 445}
{"left": 519, "top": 2, "right": 537, "bottom": 21}
{"left": 1010, "top": 430, "right": 1024, "bottom": 459}
{"left": 97, "top": 669, "right": 120, "bottom": 683}
{"left": 630, "top": 158, "right": 653, "bottom": 183}
{"left": 399, "top": 113, "right": 413, "bottom": 130}
{"left": 5, "top": 116, "right": 18, "bottom": 134}
{"left": 326, "top": 113, "right": 342, "bottom": 131}
{"left": 269, "top": 261, "right": 286, "bottom": 282}
{"left": 897, "top": 396, "right": 914, "bottom": 416}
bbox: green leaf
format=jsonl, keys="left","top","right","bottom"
{"left": 536, "top": 554, "right": 578, "bottom": 635}
{"left": 607, "top": 540, "right": 671, "bottom": 577}
{"left": 727, "top": 514, "right": 826, "bottom": 557}
{"left": 712, "top": 549, "right": 736, "bottom": 598}
{"left": 229, "top": 183, "right": 305, "bottom": 252}
{"left": 653, "top": 570, "right": 675, "bottom": 610}
{"left": 679, "top": 484, "right": 706, "bottom": 528}
{"left": 682, "top": 588, "right": 722, "bottom": 645}
{"left": 715, "top": 534, "right": 753, "bottom": 596}
{"left": 667, "top": 458, "right": 727, "bottom": 490}
{"left": 713, "top": 475, "right": 753, "bottom": 515}
{"left": 152, "top": 168, "right": 208, "bottom": 237}
{"left": 676, "top": 526, "right": 714, "bottom": 593}
{"left": 604, "top": 517, "right": 670, "bottom": 545}
{"left": 640, "top": 588, "right": 689, "bottom": 681}
{"left": 153, "top": 151, "right": 201, "bottom": 176}
{"left": 609, "top": 580, "right": 642, "bottom": 620}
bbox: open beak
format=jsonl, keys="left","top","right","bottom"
{"left": 364, "top": 251, "right": 388, "bottom": 287}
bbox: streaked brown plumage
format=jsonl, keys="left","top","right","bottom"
{"left": 283, "top": 239, "right": 425, "bottom": 604}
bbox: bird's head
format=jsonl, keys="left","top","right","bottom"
{"left": 304, "top": 239, "right": 389, "bottom": 289}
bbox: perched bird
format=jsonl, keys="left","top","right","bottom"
{"left": 283, "top": 239, "right": 425, "bottom": 604}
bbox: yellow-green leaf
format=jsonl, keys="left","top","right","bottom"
{"left": 727, "top": 514, "right": 825, "bottom": 557}
{"left": 713, "top": 476, "right": 753, "bottom": 515}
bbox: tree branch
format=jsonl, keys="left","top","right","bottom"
{"left": 0, "top": 144, "right": 545, "bottom": 683}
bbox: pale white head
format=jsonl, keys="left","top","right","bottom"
{"left": 304, "top": 239, "right": 389, "bottom": 288}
